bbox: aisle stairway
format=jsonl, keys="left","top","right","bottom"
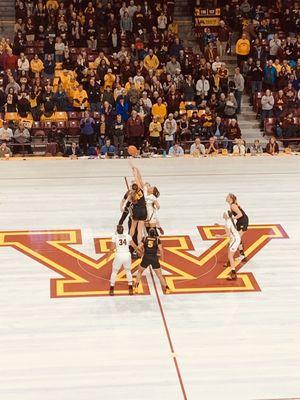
{"left": 239, "top": 98, "right": 267, "bottom": 145}
{"left": 224, "top": 56, "right": 267, "bottom": 145}
{"left": 174, "top": 0, "right": 200, "bottom": 51}
{"left": 174, "top": 0, "right": 264, "bottom": 144}
{"left": 0, "top": 0, "right": 15, "bottom": 39}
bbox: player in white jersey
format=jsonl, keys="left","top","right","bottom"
{"left": 214, "top": 211, "right": 241, "bottom": 281}
{"left": 109, "top": 225, "right": 138, "bottom": 296}
{"left": 144, "top": 183, "right": 164, "bottom": 235}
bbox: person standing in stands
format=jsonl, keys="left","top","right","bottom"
{"left": 235, "top": 33, "right": 250, "bottom": 72}
{"left": 224, "top": 119, "right": 241, "bottom": 153}
{"left": 234, "top": 67, "right": 244, "bottom": 114}
{"left": 80, "top": 111, "right": 95, "bottom": 154}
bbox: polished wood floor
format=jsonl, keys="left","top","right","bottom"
{"left": 0, "top": 157, "right": 299, "bottom": 400}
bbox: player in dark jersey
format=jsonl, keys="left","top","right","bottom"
{"left": 118, "top": 189, "right": 132, "bottom": 227}
{"left": 128, "top": 162, "right": 151, "bottom": 245}
{"left": 134, "top": 228, "right": 171, "bottom": 293}
{"left": 226, "top": 193, "right": 249, "bottom": 260}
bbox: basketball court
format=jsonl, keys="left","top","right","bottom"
{"left": 0, "top": 156, "right": 299, "bottom": 400}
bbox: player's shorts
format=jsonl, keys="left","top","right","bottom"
{"left": 147, "top": 207, "right": 157, "bottom": 224}
{"left": 229, "top": 236, "right": 241, "bottom": 253}
{"left": 236, "top": 215, "right": 249, "bottom": 232}
{"left": 132, "top": 206, "right": 147, "bottom": 221}
{"left": 141, "top": 256, "right": 160, "bottom": 269}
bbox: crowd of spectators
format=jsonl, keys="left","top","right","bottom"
{"left": 0, "top": 0, "right": 299, "bottom": 158}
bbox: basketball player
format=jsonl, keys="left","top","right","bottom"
{"left": 134, "top": 228, "right": 170, "bottom": 292}
{"left": 144, "top": 182, "right": 164, "bottom": 235}
{"left": 226, "top": 193, "right": 249, "bottom": 260}
{"left": 129, "top": 162, "right": 160, "bottom": 245}
{"left": 109, "top": 225, "right": 138, "bottom": 296}
{"left": 215, "top": 211, "right": 241, "bottom": 280}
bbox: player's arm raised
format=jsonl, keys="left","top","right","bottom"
{"left": 129, "top": 161, "right": 144, "bottom": 188}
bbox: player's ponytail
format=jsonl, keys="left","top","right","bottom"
{"left": 153, "top": 186, "right": 160, "bottom": 198}
{"left": 228, "top": 193, "right": 237, "bottom": 204}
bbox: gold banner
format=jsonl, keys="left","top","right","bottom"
{"left": 195, "top": 17, "right": 220, "bottom": 26}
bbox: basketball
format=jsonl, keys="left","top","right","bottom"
{"left": 128, "top": 145, "right": 138, "bottom": 156}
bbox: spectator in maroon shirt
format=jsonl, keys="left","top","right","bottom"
{"left": 126, "top": 110, "right": 144, "bottom": 149}
{"left": 205, "top": 136, "right": 219, "bottom": 155}
{"left": 224, "top": 118, "right": 242, "bottom": 153}
{"left": 4, "top": 50, "right": 18, "bottom": 73}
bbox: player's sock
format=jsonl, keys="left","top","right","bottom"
{"left": 227, "top": 269, "right": 237, "bottom": 281}
{"left": 128, "top": 284, "right": 133, "bottom": 295}
{"left": 118, "top": 210, "right": 128, "bottom": 226}
{"left": 109, "top": 285, "right": 114, "bottom": 296}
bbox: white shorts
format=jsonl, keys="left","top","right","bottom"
{"left": 147, "top": 205, "right": 157, "bottom": 224}
{"left": 229, "top": 236, "right": 241, "bottom": 253}
{"left": 113, "top": 253, "right": 131, "bottom": 271}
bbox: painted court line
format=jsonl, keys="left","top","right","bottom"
{"left": 150, "top": 268, "right": 188, "bottom": 400}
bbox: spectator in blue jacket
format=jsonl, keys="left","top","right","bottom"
{"left": 264, "top": 60, "right": 277, "bottom": 91}
{"left": 116, "top": 97, "right": 130, "bottom": 122}
{"left": 101, "top": 138, "right": 116, "bottom": 156}
{"left": 80, "top": 111, "right": 95, "bottom": 154}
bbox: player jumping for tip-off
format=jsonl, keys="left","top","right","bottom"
{"left": 109, "top": 225, "right": 139, "bottom": 296}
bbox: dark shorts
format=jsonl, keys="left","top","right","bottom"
{"left": 236, "top": 215, "right": 249, "bottom": 232}
{"left": 132, "top": 206, "right": 147, "bottom": 221}
{"left": 141, "top": 256, "right": 160, "bottom": 269}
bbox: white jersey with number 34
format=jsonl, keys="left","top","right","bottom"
{"left": 112, "top": 233, "right": 132, "bottom": 254}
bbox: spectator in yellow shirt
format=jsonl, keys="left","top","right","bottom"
{"left": 73, "top": 84, "right": 89, "bottom": 110}
{"left": 235, "top": 33, "right": 250, "bottom": 71}
{"left": 151, "top": 97, "right": 167, "bottom": 123}
{"left": 104, "top": 68, "right": 116, "bottom": 90}
{"left": 46, "top": 0, "right": 59, "bottom": 10}
{"left": 143, "top": 49, "right": 160, "bottom": 71}
{"left": 149, "top": 115, "right": 162, "bottom": 148}
{"left": 30, "top": 54, "right": 44, "bottom": 75}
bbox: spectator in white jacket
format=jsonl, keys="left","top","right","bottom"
{"left": 163, "top": 113, "right": 177, "bottom": 152}
{"left": 190, "top": 138, "right": 205, "bottom": 156}
{"left": 233, "top": 139, "right": 246, "bottom": 156}
{"left": 261, "top": 89, "right": 274, "bottom": 129}
{"left": 196, "top": 75, "right": 210, "bottom": 97}
{"left": 17, "top": 53, "right": 30, "bottom": 73}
